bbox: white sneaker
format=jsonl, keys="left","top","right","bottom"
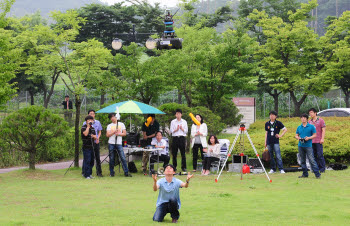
{"left": 269, "top": 169, "right": 275, "bottom": 174}
{"left": 86, "top": 176, "right": 91, "bottom": 179}
{"left": 280, "top": 170, "right": 285, "bottom": 174}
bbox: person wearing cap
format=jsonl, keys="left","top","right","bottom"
{"left": 62, "top": 95, "right": 73, "bottom": 110}
{"left": 170, "top": 109, "right": 188, "bottom": 172}
{"left": 265, "top": 110, "right": 287, "bottom": 174}
{"left": 152, "top": 164, "right": 194, "bottom": 223}
{"left": 106, "top": 113, "right": 132, "bottom": 177}
{"left": 141, "top": 114, "right": 160, "bottom": 174}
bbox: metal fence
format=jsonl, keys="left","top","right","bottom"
{"left": 0, "top": 87, "right": 347, "bottom": 123}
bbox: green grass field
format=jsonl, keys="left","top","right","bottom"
{"left": 1, "top": 162, "right": 350, "bottom": 225}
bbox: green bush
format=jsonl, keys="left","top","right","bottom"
{"left": 37, "top": 127, "right": 75, "bottom": 162}
{"left": 212, "top": 97, "right": 243, "bottom": 127}
{"left": 0, "top": 106, "right": 68, "bottom": 169}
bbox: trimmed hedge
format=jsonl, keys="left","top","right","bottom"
{"left": 226, "top": 117, "right": 350, "bottom": 166}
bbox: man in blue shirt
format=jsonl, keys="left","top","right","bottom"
{"left": 152, "top": 164, "right": 194, "bottom": 223}
{"left": 82, "top": 110, "right": 103, "bottom": 177}
{"left": 295, "top": 114, "right": 321, "bottom": 179}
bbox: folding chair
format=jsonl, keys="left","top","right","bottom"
{"left": 211, "top": 139, "right": 230, "bottom": 174}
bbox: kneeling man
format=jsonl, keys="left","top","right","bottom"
{"left": 152, "top": 164, "right": 193, "bottom": 223}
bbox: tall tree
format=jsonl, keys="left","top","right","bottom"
{"left": 50, "top": 10, "right": 112, "bottom": 167}
{"left": 6, "top": 12, "right": 50, "bottom": 106}
{"left": 238, "top": 0, "right": 302, "bottom": 113}
{"left": 322, "top": 12, "right": 350, "bottom": 106}
{"left": 0, "top": 0, "right": 18, "bottom": 107}
{"left": 249, "top": 0, "right": 335, "bottom": 116}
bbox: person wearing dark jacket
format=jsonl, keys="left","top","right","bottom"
{"left": 81, "top": 115, "right": 97, "bottom": 179}
{"left": 62, "top": 95, "right": 73, "bottom": 109}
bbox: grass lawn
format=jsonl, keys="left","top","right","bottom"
{"left": 1, "top": 162, "right": 349, "bottom": 225}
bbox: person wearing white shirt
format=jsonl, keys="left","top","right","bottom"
{"left": 106, "top": 113, "right": 132, "bottom": 177}
{"left": 190, "top": 114, "right": 208, "bottom": 172}
{"left": 170, "top": 109, "right": 188, "bottom": 172}
{"left": 150, "top": 131, "right": 170, "bottom": 172}
{"left": 202, "top": 135, "right": 221, "bottom": 175}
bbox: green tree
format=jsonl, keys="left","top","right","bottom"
{"left": 6, "top": 13, "right": 54, "bottom": 106}
{"left": 322, "top": 11, "right": 350, "bottom": 106}
{"left": 76, "top": 1, "right": 163, "bottom": 50}
{"left": 114, "top": 43, "right": 169, "bottom": 104}
{"left": 0, "top": 106, "right": 68, "bottom": 169}
{"left": 193, "top": 26, "right": 257, "bottom": 111}
{"left": 0, "top": 0, "right": 18, "bottom": 106}
{"left": 238, "top": 0, "right": 303, "bottom": 113}
{"left": 178, "top": 0, "right": 234, "bottom": 28}
{"left": 249, "top": 0, "right": 334, "bottom": 116}
{"left": 49, "top": 10, "right": 112, "bottom": 167}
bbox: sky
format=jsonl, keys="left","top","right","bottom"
{"left": 100, "top": 0, "right": 180, "bottom": 8}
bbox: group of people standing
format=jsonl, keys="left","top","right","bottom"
{"left": 81, "top": 108, "right": 220, "bottom": 179}
{"left": 81, "top": 111, "right": 132, "bottom": 179}
{"left": 265, "top": 108, "right": 326, "bottom": 179}
{"left": 142, "top": 109, "right": 220, "bottom": 176}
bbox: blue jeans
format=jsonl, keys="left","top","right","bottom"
{"left": 267, "top": 143, "right": 284, "bottom": 171}
{"left": 153, "top": 199, "right": 179, "bottom": 222}
{"left": 298, "top": 146, "right": 320, "bottom": 177}
{"left": 312, "top": 143, "right": 326, "bottom": 172}
{"left": 108, "top": 144, "right": 129, "bottom": 176}
{"left": 82, "top": 148, "right": 93, "bottom": 178}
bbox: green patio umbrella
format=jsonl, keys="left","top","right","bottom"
{"left": 96, "top": 100, "right": 165, "bottom": 130}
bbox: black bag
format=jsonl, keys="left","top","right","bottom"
{"left": 329, "top": 163, "right": 348, "bottom": 170}
{"left": 128, "top": 161, "right": 138, "bottom": 173}
{"left": 126, "top": 133, "right": 140, "bottom": 145}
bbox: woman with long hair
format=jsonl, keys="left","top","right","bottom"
{"left": 202, "top": 135, "right": 220, "bottom": 175}
{"left": 190, "top": 114, "right": 207, "bottom": 172}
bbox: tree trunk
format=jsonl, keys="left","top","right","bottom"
{"left": 290, "top": 91, "right": 308, "bottom": 117}
{"left": 344, "top": 93, "right": 350, "bottom": 108}
{"left": 29, "top": 90, "right": 35, "bottom": 105}
{"left": 74, "top": 95, "right": 81, "bottom": 168}
{"left": 44, "top": 72, "right": 60, "bottom": 108}
{"left": 273, "top": 94, "right": 279, "bottom": 113}
{"left": 269, "top": 89, "right": 280, "bottom": 113}
{"left": 100, "top": 93, "right": 105, "bottom": 108}
{"left": 29, "top": 151, "right": 36, "bottom": 170}
{"left": 177, "top": 91, "right": 182, "bottom": 104}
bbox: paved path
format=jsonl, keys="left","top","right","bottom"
{"left": 0, "top": 155, "right": 108, "bottom": 174}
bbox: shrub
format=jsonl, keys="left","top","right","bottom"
{"left": 212, "top": 97, "right": 243, "bottom": 127}
{"left": 0, "top": 106, "right": 68, "bottom": 169}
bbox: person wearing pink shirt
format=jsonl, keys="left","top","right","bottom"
{"left": 308, "top": 108, "right": 326, "bottom": 173}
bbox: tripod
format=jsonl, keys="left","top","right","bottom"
{"left": 215, "top": 124, "right": 271, "bottom": 183}
{"left": 100, "top": 147, "right": 121, "bottom": 173}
